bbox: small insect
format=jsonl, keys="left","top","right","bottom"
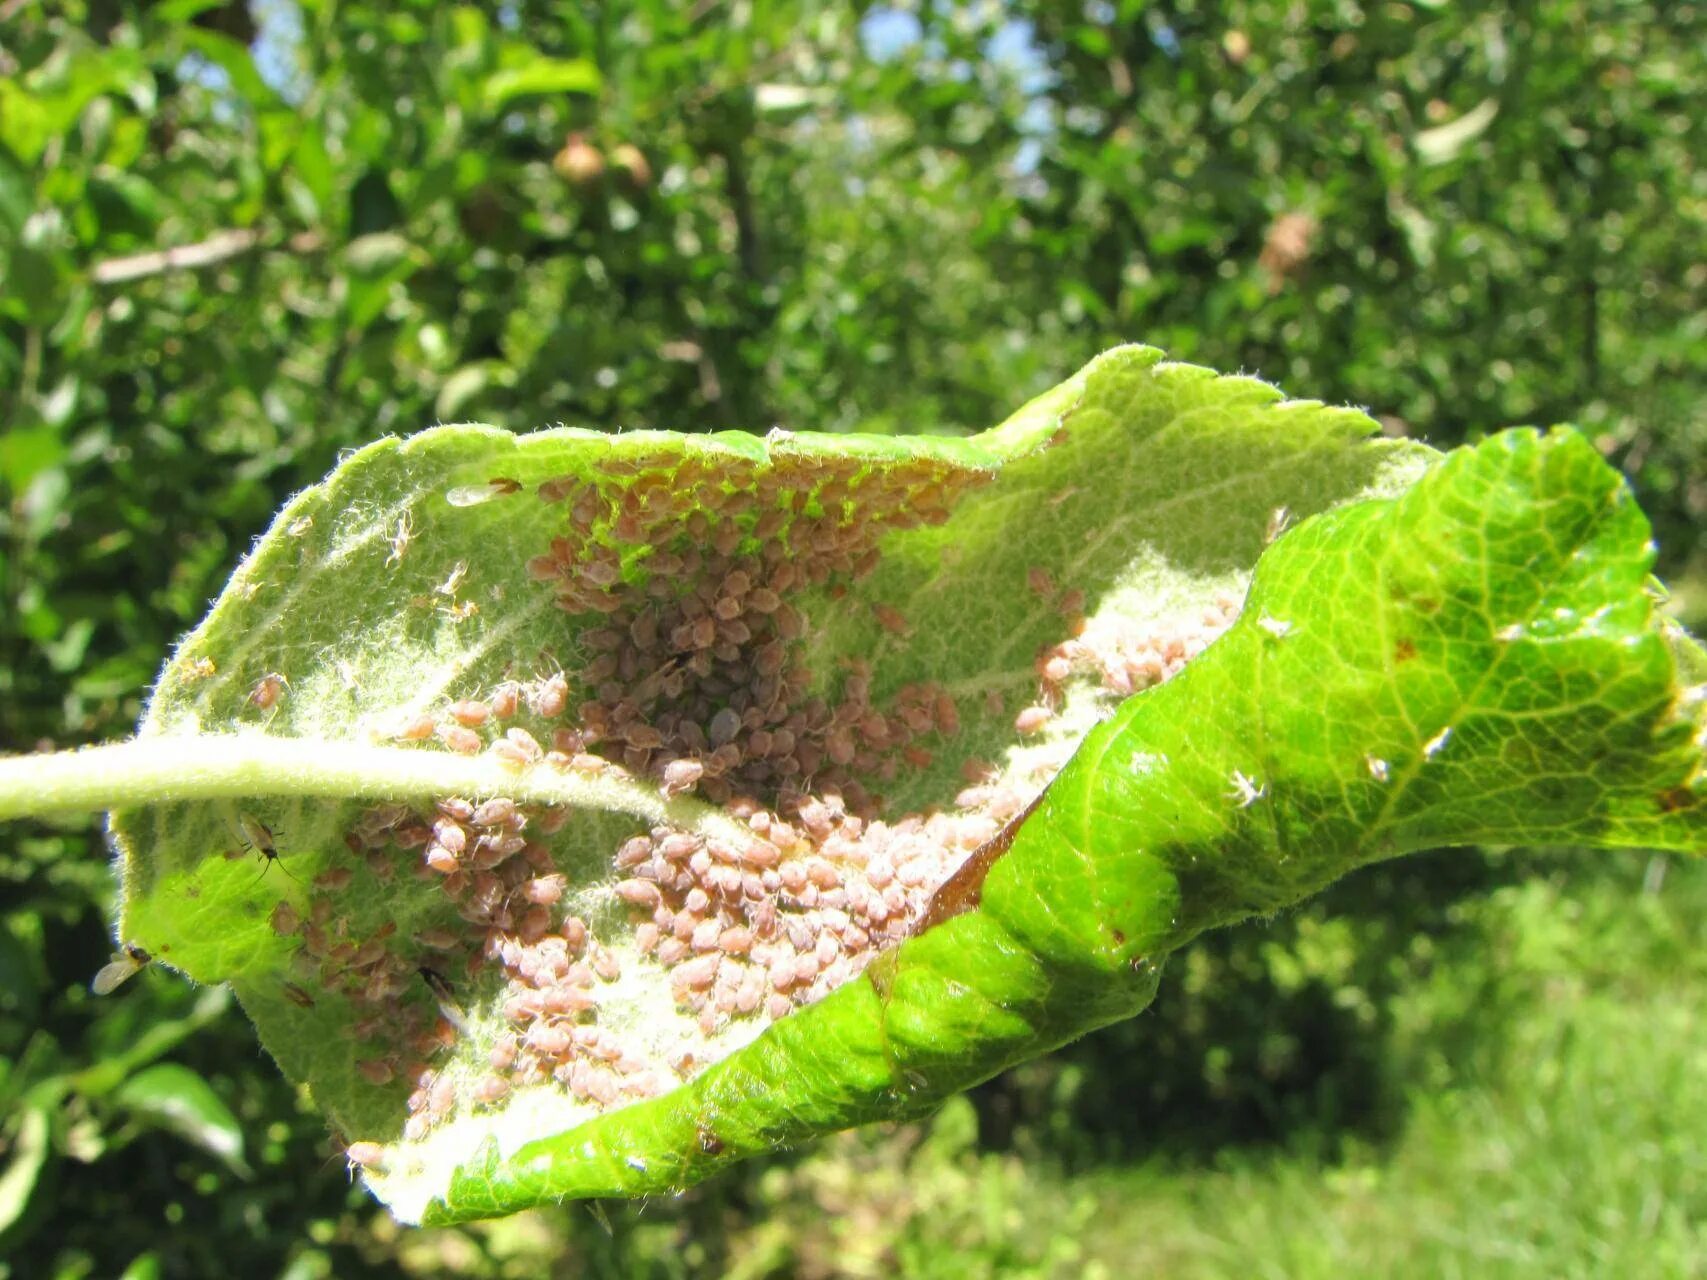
{"left": 436, "top": 561, "right": 469, "bottom": 597}
{"left": 1228, "top": 770, "right": 1267, "bottom": 808}
{"left": 249, "top": 672, "right": 289, "bottom": 712}
{"left": 446, "top": 478, "right": 520, "bottom": 507}
{"left": 185, "top": 656, "right": 217, "bottom": 681}
{"left": 92, "top": 943, "right": 151, "bottom": 995}
{"left": 386, "top": 510, "right": 415, "bottom": 566}
{"left": 226, "top": 812, "right": 298, "bottom": 883}
{"left": 419, "top": 966, "right": 469, "bottom": 1033}
{"left": 343, "top": 1140, "right": 385, "bottom": 1173}
{"left": 1013, "top": 705, "right": 1053, "bottom": 736}
{"left": 282, "top": 982, "right": 316, "bottom": 1008}
{"left": 873, "top": 603, "right": 910, "bottom": 636}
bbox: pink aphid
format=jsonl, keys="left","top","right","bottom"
{"left": 490, "top": 682, "right": 521, "bottom": 718}
{"left": 562, "top": 917, "right": 588, "bottom": 951}
{"left": 470, "top": 798, "right": 517, "bottom": 828}
{"left": 525, "top": 1022, "right": 574, "bottom": 1056}
{"left": 614, "top": 879, "right": 663, "bottom": 909}
{"left": 438, "top": 723, "right": 482, "bottom": 755}
{"left": 524, "top": 874, "right": 567, "bottom": 905}
{"left": 873, "top": 603, "right": 910, "bottom": 636}
{"left": 528, "top": 674, "right": 569, "bottom": 719}
{"left": 1014, "top": 705, "right": 1053, "bottom": 736}
{"left": 395, "top": 714, "right": 437, "bottom": 741}
{"left": 448, "top": 699, "right": 491, "bottom": 727}
{"left": 425, "top": 844, "right": 460, "bottom": 875}
{"left": 249, "top": 673, "right": 288, "bottom": 712}
{"left": 344, "top": 1141, "right": 385, "bottom": 1170}
{"left": 661, "top": 758, "right": 704, "bottom": 796}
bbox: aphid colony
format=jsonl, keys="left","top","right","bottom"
{"left": 516, "top": 448, "right": 988, "bottom": 807}
{"left": 330, "top": 780, "right": 1006, "bottom": 1145}
{"left": 268, "top": 804, "right": 460, "bottom": 1099}
{"left": 1013, "top": 594, "right": 1244, "bottom": 739}
{"left": 314, "top": 444, "right": 1247, "bottom": 1160}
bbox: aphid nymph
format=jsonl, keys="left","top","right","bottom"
{"left": 386, "top": 510, "right": 415, "bottom": 566}
{"left": 249, "top": 672, "right": 289, "bottom": 712}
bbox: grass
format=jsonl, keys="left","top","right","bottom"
{"left": 1078, "top": 989, "right": 1706, "bottom": 1278}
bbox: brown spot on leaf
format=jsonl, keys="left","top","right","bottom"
{"left": 1657, "top": 786, "right": 1698, "bottom": 813}
{"left": 913, "top": 789, "right": 1047, "bottom": 934}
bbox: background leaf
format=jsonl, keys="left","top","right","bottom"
{"left": 112, "top": 1063, "right": 251, "bottom": 1178}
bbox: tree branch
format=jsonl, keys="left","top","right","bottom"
{"left": 91, "top": 229, "right": 325, "bottom": 285}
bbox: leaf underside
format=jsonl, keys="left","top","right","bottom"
{"left": 103, "top": 346, "right": 1701, "bottom": 1223}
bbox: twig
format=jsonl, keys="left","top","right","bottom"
{"left": 91, "top": 229, "right": 324, "bottom": 285}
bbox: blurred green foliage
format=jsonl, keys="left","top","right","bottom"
{"left": 1, "top": 1, "right": 1701, "bottom": 1275}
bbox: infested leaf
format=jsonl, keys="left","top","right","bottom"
{"left": 92, "top": 346, "right": 1701, "bottom": 1223}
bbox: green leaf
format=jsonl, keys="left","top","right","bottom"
{"left": 0, "top": 1106, "right": 53, "bottom": 1245}
{"left": 112, "top": 1064, "right": 251, "bottom": 1178}
{"left": 481, "top": 56, "right": 601, "bottom": 112}
{"left": 1414, "top": 98, "right": 1501, "bottom": 165}
{"left": 340, "top": 233, "right": 422, "bottom": 328}
{"left": 0, "top": 426, "right": 67, "bottom": 494}
{"left": 37, "top": 345, "right": 1690, "bottom": 1223}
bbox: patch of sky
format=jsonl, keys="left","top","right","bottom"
{"left": 177, "top": 0, "right": 306, "bottom": 108}
{"left": 859, "top": 9, "right": 924, "bottom": 62}
{"left": 1147, "top": 13, "right": 1182, "bottom": 60}
{"left": 253, "top": 0, "right": 308, "bottom": 102}
{"left": 859, "top": 9, "right": 1054, "bottom": 175}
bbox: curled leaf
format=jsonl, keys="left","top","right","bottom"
{"left": 96, "top": 346, "right": 1699, "bottom": 1222}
